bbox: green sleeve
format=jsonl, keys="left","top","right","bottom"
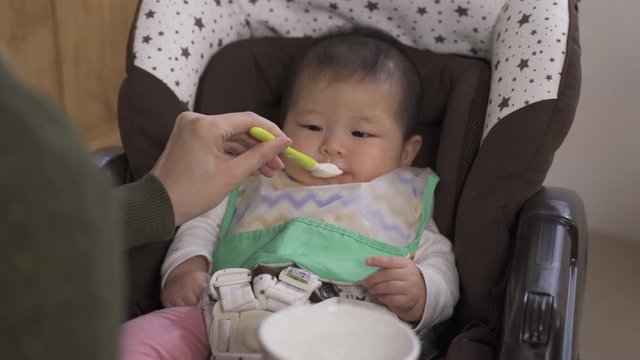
{"left": 0, "top": 53, "right": 121, "bottom": 359}
{"left": 114, "top": 174, "right": 176, "bottom": 247}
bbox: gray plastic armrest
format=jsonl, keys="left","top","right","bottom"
{"left": 93, "top": 146, "right": 129, "bottom": 186}
{"left": 500, "top": 187, "right": 587, "bottom": 360}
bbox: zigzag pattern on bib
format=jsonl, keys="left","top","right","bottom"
{"left": 231, "top": 168, "right": 431, "bottom": 246}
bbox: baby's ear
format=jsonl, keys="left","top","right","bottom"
{"left": 401, "top": 135, "right": 422, "bottom": 166}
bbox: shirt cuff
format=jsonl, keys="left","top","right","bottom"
{"left": 115, "top": 173, "right": 175, "bottom": 248}
{"left": 413, "top": 266, "right": 454, "bottom": 331}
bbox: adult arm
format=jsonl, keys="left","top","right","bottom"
{"left": 0, "top": 51, "right": 122, "bottom": 360}
{"left": 116, "top": 111, "right": 292, "bottom": 248}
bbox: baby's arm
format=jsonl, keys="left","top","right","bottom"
{"left": 363, "top": 219, "right": 458, "bottom": 329}
{"left": 363, "top": 256, "right": 426, "bottom": 323}
{"left": 160, "top": 197, "right": 228, "bottom": 307}
{"left": 411, "top": 218, "right": 459, "bottom": 330}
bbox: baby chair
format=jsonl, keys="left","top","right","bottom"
{"left": 97, "top": 0, "right": 586, "bottom": 359}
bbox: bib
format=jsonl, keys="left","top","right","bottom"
{"left": 211, "top": 167, "right": 439, "bottom": 283}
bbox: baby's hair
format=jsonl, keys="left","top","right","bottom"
{"left": 281, "top": 27, "right": 422, "bottom": 139}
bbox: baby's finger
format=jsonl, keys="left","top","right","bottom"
{"left": 366, "top": 256, "right": 412, "bottom": 269}
{"left": 377, "top": 294, "right": 411, "bottom": 310}
{"left": 366, "top": 279, "right": 406, "bottom": 296}
{"left": 363, "top": 268, "right": 405, "bottom": 288}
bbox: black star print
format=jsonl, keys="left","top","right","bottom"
{"left": 329, "top": 2, "right": 338, "bottom": 11}
{"left": 517, "top": 14, "right": 531, "bottom": 27}
{"left": 417, "top": 7, "right": 427, "bottom": 16}
{"left": 175, "top": 80, "right": 180, "bottom": 87}
{"left": 454, "top": 6, "right": 469, "bottom": 17}
{"left": 158, "top": 31, "right": 164, "bottom": 36}
{"left": 531, "top": 29, "right": 537, "bottom": 35}
{"left": 517, "top": 58, "right": 529, "bottom": 71}
{"left": 248, "top": 0, "right": 257, "bottom": 4}
{"left": 434, "top": 0, "right": 440, "bottom": 4}
{"left": 365, "top": 1, "right": 379, "bottom": 12}
{"left": 546, "top": 75, "right": 553, "bottom": 81}
{"left": 498, "top": 97, "right": 511, "bottom": 111}
{"left": 215, "top": 0, "right": 221, "bottom": 5}
{"left": 142, "top": 35, "right": 152, "bottom": 44}
{"left": 144, "top": 10, "right": 155, "bottom": 19}
{"left": 494, "top": 59, "right": 501, "bottom": 70}
{"left": 550, "top": 57, "right": 555, "bottom": 62}
{"left": 194, "top": 17, "right": 204, "bottom": 30}
{"left": 434, "top": 35, "right": 445, "bottom": 43}
{"left": 525, "top": 100, "right": 530, "bottom": 105}
{"left": 470, "top": 47, "right": 479, "bottom": 55}
{"left": 181, "top": 47, "right": 191, "bottom": 59}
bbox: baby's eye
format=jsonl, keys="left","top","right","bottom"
{"left": 302, "top": 125, "right": 323, "bottom": 132}
{"left": 352, "top": 130, "right": 372, "bottom": 138}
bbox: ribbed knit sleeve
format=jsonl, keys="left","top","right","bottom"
{"left": 1, "top": 53, "right": 122, "bottom": 360}
{"left": 115, "top": 174, "right": 176, "bottom": 248}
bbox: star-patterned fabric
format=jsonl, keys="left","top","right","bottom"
{"left": 132, "top": 0, "right": 569, "bottom": 139}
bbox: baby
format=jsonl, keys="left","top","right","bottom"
{"left": 120, "top": 29, "right": 458, "bottom": 360}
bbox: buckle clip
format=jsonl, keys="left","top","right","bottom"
{"left": 210, "top": 268, "right": 258, "bottom": 312}
{"left": 279, "top": 266, "right": 322, "bottom": 293}
{"left": 211, "top": 268, "right": 252, "bottom": 288}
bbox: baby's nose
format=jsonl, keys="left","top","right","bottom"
{"left": 320, "top": 138, "right": 345, "bottom": 156}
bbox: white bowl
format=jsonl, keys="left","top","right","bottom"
{"left": 258, "top": 301, "right": 420, "bottom": 360}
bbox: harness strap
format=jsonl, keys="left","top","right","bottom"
{"left": 208, "top": 267, "right": 323, "bottom": 358}
{"left": 210, "top": 268, "right": 259, "bottom": 312}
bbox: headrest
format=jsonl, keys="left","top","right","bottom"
{"left": 130, "top": 0, "right": 570, "bottom": 138}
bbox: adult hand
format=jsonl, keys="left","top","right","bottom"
{"left": 151, "top": 111, "right": 292, "bottom": 225}
{"left": 363, "top": 256, "right": 426, "bottom": 323}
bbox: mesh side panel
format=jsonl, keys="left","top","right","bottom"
{"left": 457, "top": 101, "right": 485, "bottom": 193}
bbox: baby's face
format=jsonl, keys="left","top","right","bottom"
{"left": 282, "top": 77, "right": 420, "bottom": 185}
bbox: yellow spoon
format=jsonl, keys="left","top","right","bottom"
{"left": 249, "top": 127, "right": 343, "bottom": 178}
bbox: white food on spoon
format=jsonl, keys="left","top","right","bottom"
{"left": 310, "top": 163, "right": 343, "bottom": 178}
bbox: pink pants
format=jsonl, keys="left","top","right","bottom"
{"left": 119, "top": 306, "right": 210, "bottom": 360}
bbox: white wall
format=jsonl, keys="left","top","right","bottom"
{"left": 544, "top": 0, "right": 640, "bottom": 244}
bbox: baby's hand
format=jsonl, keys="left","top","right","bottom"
{"left": 363, "top": 256, "right": 426, "bottom": 323}
{"left": 161, "top": 270, "right": 211, "bottom": 307}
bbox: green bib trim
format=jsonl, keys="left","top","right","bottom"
{"left": 212, "top": 172, "right": 439, "bottom": 283}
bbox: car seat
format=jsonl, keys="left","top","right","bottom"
{"left": 96, "top": 0, "right": 586, "bottom": 359}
